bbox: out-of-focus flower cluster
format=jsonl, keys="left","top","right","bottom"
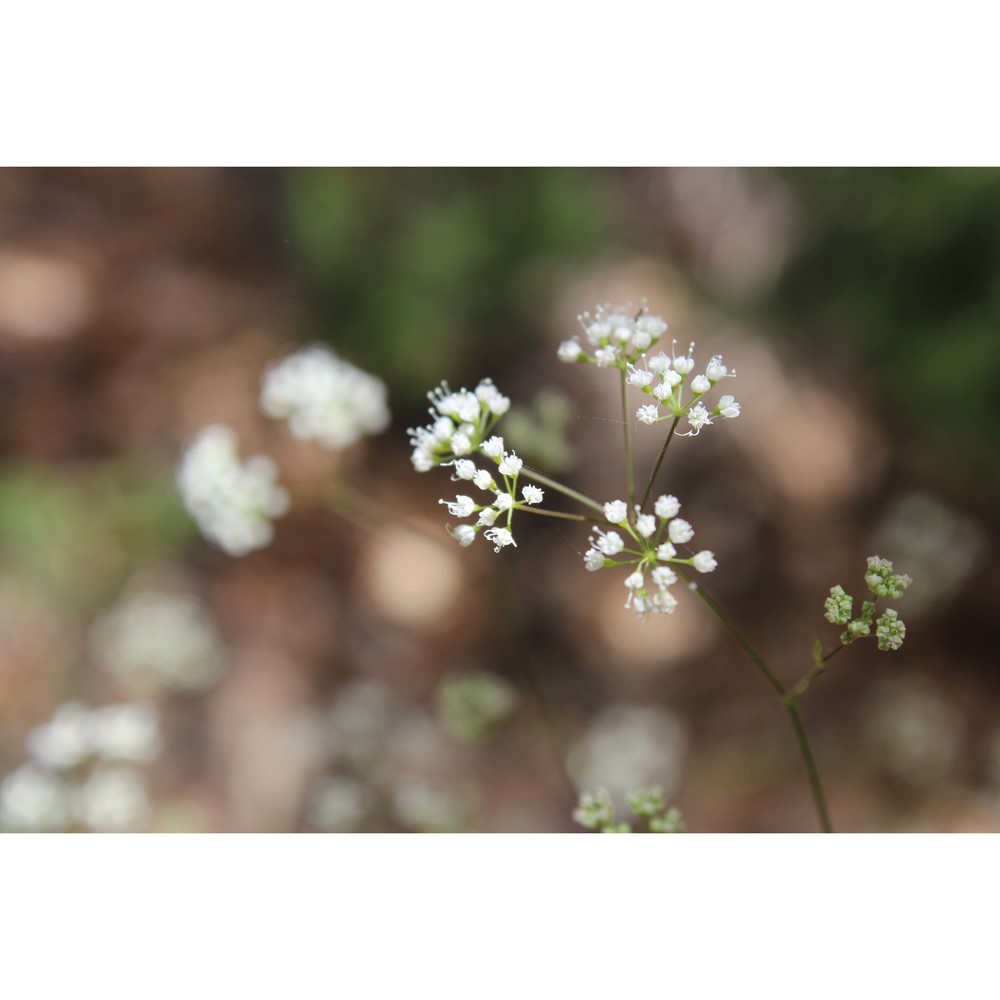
{"left": 260, "top": 345, "right": 390, "bottom": 449}
{"left": 585, "top": 495, "right": 716, "bottom": 619}
{"left": 177, "top": 424, "right": 289, "bottom": 556}
{"left": 178, "top": 346, "right": 390, "bottom": 556}
{"left": 573, "top": 787, "right": 685, "bottom": 833}
{"left": 824, "top": 556, "right": 912, "bottom": 651}
{"left": 0, "top": 702, "right": 160, "bottom": 832}
{"left": 436, "top": 672, "right": 517, "bottom": 743}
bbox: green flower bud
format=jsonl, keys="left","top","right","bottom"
{"left": 627, "top": 787, "right": 666, "bottom": 818}
{"left": 876, "top": 608, "right": 906, "bottom": 651}
{"left": 824, "top": 585, "right": 853, "bottom": 625}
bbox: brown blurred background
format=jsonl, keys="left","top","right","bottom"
{"left": 0, "top": 167, "right": 997, "bottom": 832}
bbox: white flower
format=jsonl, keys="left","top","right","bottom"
{"left": 448, "top": 524, "right": 477, "bottom": 547}
{"left": 472, "top": 468, "right": 495, "bottom": 491}
{"left": 432, "top": 416, "right": 455, "bottom": 442}
{"left": 584, "top": 548, "right": 605, "bottom": 571}
{"left": 657, "top": 542, "right": 677, "bottom": 560}
{"left": 450, "top": 431, "right": 473, "bottom": 455}
{"left": 624, "top": 571, "right": 644, "bottom": 591}
{"left": 90, "top": 590, "right": 224, "bottom": 695}
{"left": 558, "top": 339, "right": 584, "bottom": 362}
{"left": 604, "top": 500, "right": 628, "bottom": 525}
{"left": 177, "top": 425, "right": 289, "bottom": 556}
{"left": 593, "top": 529, "right": 625, "bottom": 557}
{"left": 476, "top": 507, "right": 499, "bottom": 527}
{"left": 647, "top": 352, "right": 671, "bottom": 375}
{"left": 717, "top": 394, "right": 741, "bottom": 419}
{"left": 668, "top": 519, "right": 694, "bottom": 544}
{"left": 74, "top": 766, "right": 150, "bottom": 832}
{"left": 452, "top": 459, "right": 477, "bottom": 480}
{"left": 260, "top": 345, "right": 390, "bottom": 449}
{"left": 494, "top": 492, "right": 514, "bottom": 511}
{"left": 635, "top": 513, "right": 657, "bottom": 538}
{"left": 484, "top": 527, "right": 516, "bottom": 552}
{"left": 594, "top": 345, "right": 619, "bottom": 367}
{"left": 0, "top": 764, "right": 71, "bottom": 832}
{"left": 691, "top": 374, "right": 711, "bottom": 395}
{"left": 25, "top": 703, "right": 93, "bottom": 771}
{"left": 651, "top": 590, "right": 678, "bottom": 614}
{"left": 651, "top": 566, "right": 677, "bottom": 587}
{"left": 309, "top": 776, "right": 372, "bottom": 832}
{"left": 430, "top": 386, "right": 480, "bottom": 424}
{"left": 685, "top": 403, "right": 712, "bottom": 433}
{"left": 692, "top": 550, "right": 718, "bottom": 573}
{"left": 627, "top": 365, "right": 654, "bottom": 389}
{"left": 475, "top": 378, "right": 510, "bottom": 416}
{"left": 636, "top": 314, "right": 668, "bottom": 340}
{"left": 498, "top": 452, "right": 523, "bottom": 477}
{"left": 673, "top": 352, "right": 695, "bottom": 375}
{"left": 705, "top": 355, "right": 730, "bottom": 382}
{"left": 90, "top": 703, "right": 161, "bottom": 764}
{"left": 439, "top": 495, "right": 475, "bottom": 518}
{"left": 521, "top": 485, "right": 544, "bottom": 505}
{"left": 655, "top": 495, "right": 680, "bottom": 519}
{"left": 481, "top": 436, "right": 505, "bottom": 459}
{"left": 637, "top": 404, "right": 659, "bottom": 425}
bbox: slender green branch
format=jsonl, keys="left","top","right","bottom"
{"left": 680, "top": 570, "right": 833, "bottom": 832}
{"left": 521, "top": 467, "right": 604, "bottom": 513}
{"left": 640, "top": 415, "right": 681, "bottom": 509}
{"left": 785, "top": 702, "right": 833, "bottom": 833}
{"left": 786, "top": 642, "right": 848, "bottom": 701}
{"left": 620, "top": 370, "right": 636, "bottom": 509}
{"left": 518, "top": 506, "right": 588, "bottom": 522}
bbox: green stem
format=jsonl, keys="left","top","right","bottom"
{"left": 620, "top": 370, "right": 636, "bottom": 509}
{"left": 640, "top": 416, "right": 681, "bottom": 509}
{"left": 521, "top": 467, "right": 604, "bottom": 513}
{"left": 518, "top": 506, "right": 588, "bottom": 522}
{"left": 681, "top": 571, "right": 833, "bottom": 833}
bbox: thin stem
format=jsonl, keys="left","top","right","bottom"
{"left": 521, "top": 467, "right": 604, "bottom": 513}
{"left": 681, "top": 571, "right": 833, "bottom": 833}
{"left": 786, "top": 642, "right": 847, "bottom": 701}
{"left": 518, "top": 506, "right": 588, "bottom": 522}
{"left": 620, "top": 370, "right": 636, "bottom": 509}
{"left": 640, "top": 416, "right": 681, "bottom": 509}
{"left": 785, "top": 703, "right": 833, "bottom": 833}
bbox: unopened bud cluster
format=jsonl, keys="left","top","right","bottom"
{"left": 573, "top": 787, "right": 684, "bottom": 833}
{"left": 586, "top": 494, "right": 717, "bottom": 620}
{"left": 824, "top": 555, "right": 911, "bottom": 651}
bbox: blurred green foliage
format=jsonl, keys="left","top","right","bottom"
{"left": 283, "top": 168, "right": 621, "bottom": 400}
{"left": 772, "top": 168, "right": 1000, "bottom": 503}
{"left": 0, "top": 463, "right": 194, "bottom": 615}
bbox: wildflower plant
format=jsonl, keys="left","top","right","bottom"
{"left": 174, "top": 301, "right": 917, "bottom": 834}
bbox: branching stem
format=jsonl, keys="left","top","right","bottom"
{"left": 641, "top": 416, "right": 681, "bottom": 509}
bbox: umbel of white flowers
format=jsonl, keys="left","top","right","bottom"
{"left": 588, "top": 494, "right": 717, "bottom": 620}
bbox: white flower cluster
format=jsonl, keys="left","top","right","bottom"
{"left": 177, "top": 424, "right": 289, "bottom": 556}
{"left": 90, "top": 590, "right": 225, "bottom": 695}
{"left": 0, "top": 701, "right": 159, "bottom": 833}
{"left": 408, "top": 378, "right": 510, "bottom": 473}
{"left": 438, "top": 435, "right": 543, "bottom": 552}
{"left": 558, "top": 302, "right": 668, "bottom": 368}
{"left": 260, "top": 345, "right": 390, "bottom": 449}
{"left": 584, "top": 494, "right": 717, "bottom": 619}
{"left": 627, "top": 339, "right": 740, "bottom": 436}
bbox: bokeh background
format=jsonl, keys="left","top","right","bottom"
{"left": 0, "top": 167, "right": 997, "bottom": 833}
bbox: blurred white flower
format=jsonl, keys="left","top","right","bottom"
{"left": 90, "top": 703, "right": 161, "bottom": 764}
{"left": 90, "top": 590, "right": 225, "bottom": 695}
{"left": 0, "top": 764, "right": 72, "bottom": 832}
{"left": 74, "top": 766, "right": 151, "bottom": 832}
{"left": 177, "top": 424, "right": 289, "bottom": 556}
{"left": 391, "top": 779, "right": 468, "bottom": 832}
{"left": 25, "top": 702, "right": 93, "bottom": 771}
{"left": 260, "top": 345, "right": 390, "bottom": 449}
{"left": 567, "top": 704, "right": 687, "bottom": 803}
{"left": 308, "top": 776, "right": 372, "bottom": 832}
